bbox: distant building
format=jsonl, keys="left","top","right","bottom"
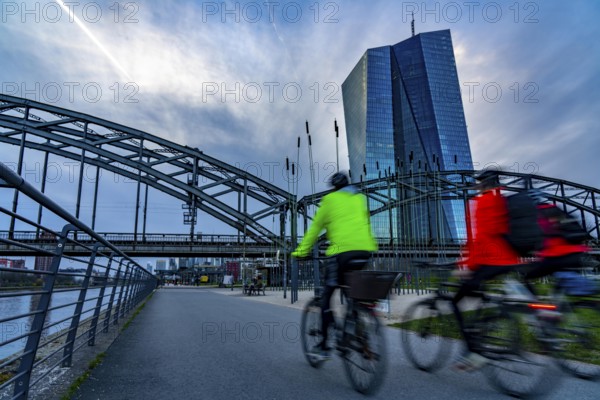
{"left": 34, "top": 231, "right": 56, "bottom": 272}
{"left": 224, "top": 261, "right": 240, "bottom": 282}
{"left": 156, "top": 259, "right": 167, "bottom": 270}
{"left": 34, "top": 255, "right": 53, "bottom": 272}
{"left": 178, "top": 257, "right": 190, "bottom": 269}
{"left": 342, "top": 29, "right": 473, "bottom": 240}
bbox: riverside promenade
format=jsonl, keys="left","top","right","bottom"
{"left": 209, "top": 285, "right": 425, "bottom": 325}
{"left": 66, "top": 286, "right": 599, "bottom": 400}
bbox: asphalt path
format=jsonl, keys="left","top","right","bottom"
{"left": 72, "top": 289, "right": 599, "bottom": 399}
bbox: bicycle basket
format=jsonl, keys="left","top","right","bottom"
{"left": 346, "top": 271, "right": 399, "bottom": 300}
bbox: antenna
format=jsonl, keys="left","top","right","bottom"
{"left": 296, "top": 137, "right": 301, "bottom": 197}
{"left": 306, "top": 121, "right": 316, "bottom": 195}
{"left": 411, "top": 12, "right": 415, "bottom": 37}
{"left": 334, "top": 119, "right": 339, "bottom": 172}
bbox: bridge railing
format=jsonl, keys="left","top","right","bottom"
{"left": 0, "top": 231, "right": 271, "bottom": 244}
{"left": 288, "top": 241, "right": 463, "bottom": 303}
{"left": 289, "top": 241, "right": 600, "bottom": 303}
{"left": 0, "top": 162, "right": 157, "bottom": 400}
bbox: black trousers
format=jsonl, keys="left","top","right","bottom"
{"left": 320, "top": 251, "right": 371, "bottom": 349}
{"left": 451, "top": 265, "right": 516, "bottom": 353}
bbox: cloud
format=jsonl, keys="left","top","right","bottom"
{"left": 1, "top": 0, "right": 599, "bottom": 236}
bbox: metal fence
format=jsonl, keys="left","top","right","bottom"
{"left": 0, "top": 162, "right": 157, "bottom": 400}
{"left": 289, "top": 248, "right": 457, "bottom": 303}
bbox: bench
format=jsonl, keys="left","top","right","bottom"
{"left": 243, "top": 284, "right": 266, "bottom": 296}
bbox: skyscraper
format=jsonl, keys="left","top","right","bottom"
{"left": 342, "top": 29, "right": 473, "bottom": 241}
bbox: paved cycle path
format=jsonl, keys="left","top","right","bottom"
{"left": 71, "top": 288, "right": 599, "bottom": 400}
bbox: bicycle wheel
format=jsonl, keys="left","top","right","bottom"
{"left": 341, "top": 304, "right": 387, "bottom": 395}
{"left": 400, "top": 298, "right": 455, "bottom": 372}
{"left": 300, "top": 297, "right": 326, "bottom": 368}
{"left": 480, "top": 307, "right": 560, "bottom": 398}
{"left": 554, "top": 301, "right": 600, "bottom": 379}
{"left": 472, "top": 303, "right": 521, "bottom": 356}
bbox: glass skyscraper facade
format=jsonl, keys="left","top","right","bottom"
{"left": 342, "top": 29, "right": 473, "bottom": 241}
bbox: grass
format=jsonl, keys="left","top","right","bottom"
{"left": 60, "top": 353, "right": 106, "bottom": 400}
{"left": 389, "top": 308, "right": 467, "bottom": 341}
{"left": 0, "top": 370, "right": 15, "bottom": 385}
{"left": 390, "top": 300, "right": 600, "bottom": 366}
{"left": 121, "top": 291, "right": 154, "bottom": 331}
{"left": 59, "top": 292, "right": 155, "bottom": 399}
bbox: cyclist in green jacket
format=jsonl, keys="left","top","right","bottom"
{"left": 292, "top": 172, "right": 378, "bottom": 359}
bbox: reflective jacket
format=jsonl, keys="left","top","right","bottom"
{"left": 292, "top": 186, "right": 378, "bottom": 257}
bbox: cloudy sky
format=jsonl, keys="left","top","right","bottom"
{"left": 1, "top": 0, "right": 599, "bottom": 239}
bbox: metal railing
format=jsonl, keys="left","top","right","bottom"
{"left": 0, "top": 231, "right": 276, "bottom": 245}
{"left": 289, "top": 248, "right": 458, "bottom": 303}
{"left": 0, "top": 162, "right": 158, "bottom": 400}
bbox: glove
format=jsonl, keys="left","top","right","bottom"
{"left": 291, "top": 249, "right": 309, "bottom": 258}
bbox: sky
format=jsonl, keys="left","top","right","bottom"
{"left": 1, "top": 0, "right": 600, "bottom": 247}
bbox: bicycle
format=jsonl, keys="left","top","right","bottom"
{"left": 400, "top": 262, "right": 562, "bottom": 398}
{"left": 531, "top": 272, "right": 600, "bottom": 380}
{"left": 299, "top": 257, "right": 400, "bottom": 395}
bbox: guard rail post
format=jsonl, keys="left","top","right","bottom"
{"left": 104, "top": 261, "right": 123, "bottom": 332}
{"left": 88, "top": 254, "right": 114, "bottom": 346}
{"left": 12, "top": 224, "right": 74, "bottom": 399}
{"left": 62, "top": 243, "right": 100, "bottom": 367}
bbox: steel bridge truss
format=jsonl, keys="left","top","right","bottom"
{"left": 1, "top": 94, "right": 599, "bottom": 254}
{"left": 298, "top": 170, "right": 600, "bottom": 247}
{"left": 0, "top": 94, "right": 294, "bottom": 248}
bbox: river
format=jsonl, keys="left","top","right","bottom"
{"left": 0, "top": 287, "right": 120, "bottom": 360}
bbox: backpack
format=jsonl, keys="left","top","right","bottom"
{"left": 539, "top": 205, "right": 590, "bottom": 244}
{"left": 505, "top": 191, "right": 544, "bottom": 257}
{"left": 554, "top": 271, "right": 599, "bottom": 296}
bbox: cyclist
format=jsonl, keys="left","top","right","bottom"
{"left": 452, "top": 169, "right": 523, "bottom": 371}
{"left": 291, "top": 172, "right": 378, "bottom": 360}
{"left": 523, "top": 194, "right": 591, "bottom": 296}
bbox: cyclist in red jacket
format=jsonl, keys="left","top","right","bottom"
{"left": 523, "top": 200, "right": 590, "bottom": 295}
{"left": 452, "top": 169, "right": 523, "bottom": 371}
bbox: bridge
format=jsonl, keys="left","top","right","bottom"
{"left": 1, "top": 94, "right": 599, "bottom": 259}
{"left": 1, "top": 94, "right": 600, "bottom": 398}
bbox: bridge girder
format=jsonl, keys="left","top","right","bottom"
{"left": 298, "top": 170, "right": 600, "bottom": 243}
{"left": 0, "top": 94, "right": 294, "bottom": 247}
{"left": 1, "top": 94, "right": 599, "bottom": 255}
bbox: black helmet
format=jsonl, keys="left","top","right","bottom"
{"left": 528, "top": 189, "right": 549, "bottom": 205}
{"left": 474, "top": 169, "right": 500, "bottom": 185}
{"left": 329, "top": 172, "right": 349, "bottom": 189}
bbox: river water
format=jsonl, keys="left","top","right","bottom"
{"left": 0, "top": 287, "right": 120, "bottom": 360}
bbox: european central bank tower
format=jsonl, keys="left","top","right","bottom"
{"left": 342, "top": 29, "right": 473, "bottom": 241}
